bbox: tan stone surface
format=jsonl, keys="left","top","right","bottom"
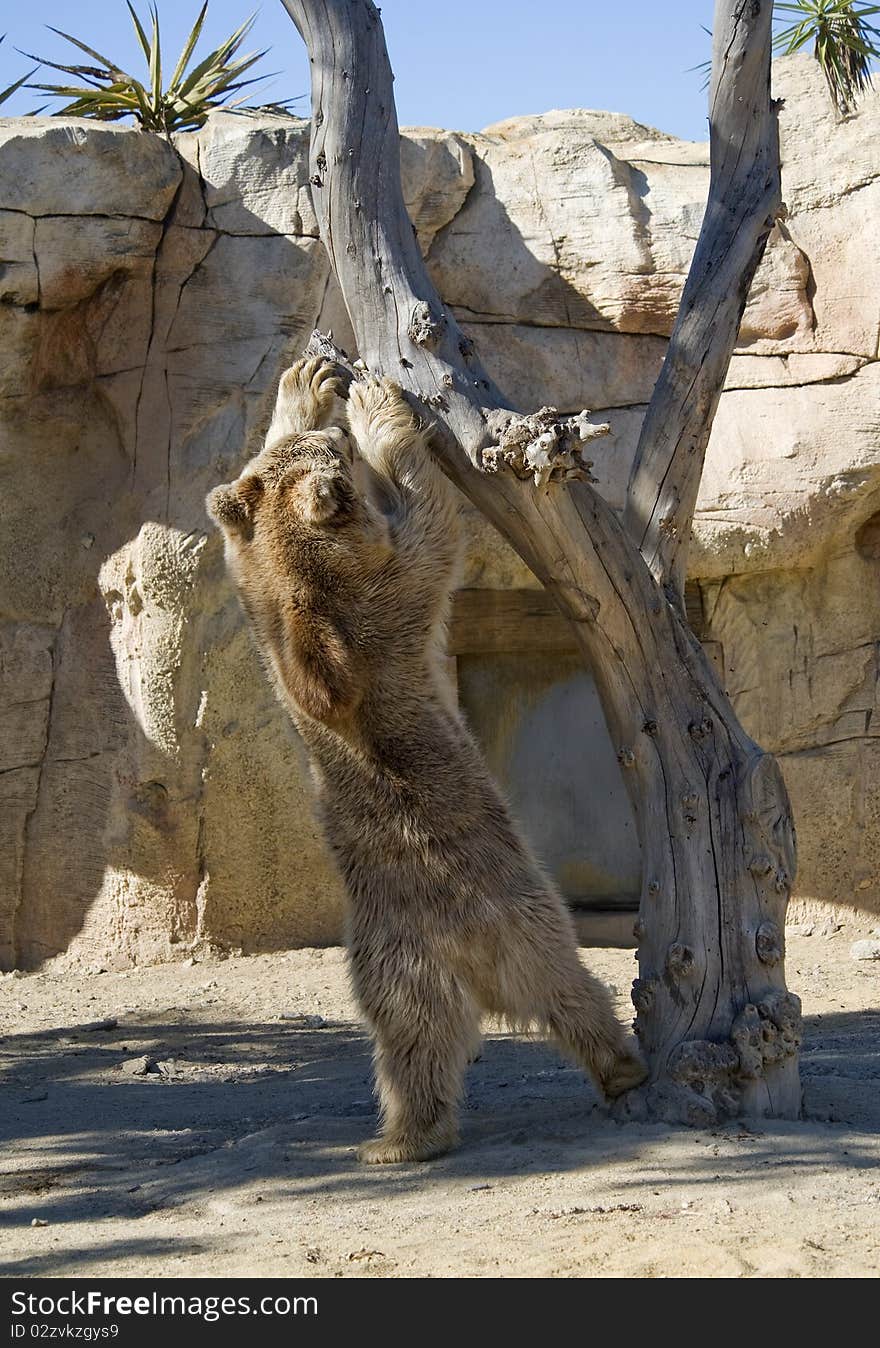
{"left": 0, "top": 117, "right": 341, "bottom": 969}
{"left": 699, "top": 538, "right": 880, "bottom": 917}
{"left": 1, "top": 53, "right": 879, "bottom": 968}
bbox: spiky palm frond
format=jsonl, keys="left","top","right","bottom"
{"left": 690, "top": 3, "right": 879, "bottom": 114}
{"left": 20, "top": 3, "right": 280, "bottom": 135}
{"left": 774, "top": 0, "right": 880, "bottom": 113}
{"left": 0, "top": 34, "right": 38, "bottom": 107}
{"left": 686, "top": 25, "right": 714, "bottom": 93}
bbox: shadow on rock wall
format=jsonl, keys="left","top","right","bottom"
{"left": 1, "top": 120, "right": 346, "bottom": 969}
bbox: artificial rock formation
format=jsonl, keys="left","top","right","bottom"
{"left": 0, "top": 54, "right": 878, "bottom": 969}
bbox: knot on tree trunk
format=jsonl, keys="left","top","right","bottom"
{"left": 407, "top": 300, "right": 446, "bottom": 348}
{"left": 483, "top": 407, "right": 609, "bottom": 489}
{"left": 742, "top": 752, "right": 798, "bottom": 887}
{"left": 631, "top": 975, "right": 660, "bottom": 1015}
{"left": 665, "top": 942, "right": 697, "bottom": 980}
{"left": 668, "top": 1040, "right": 741, "bottom": 1117}
{"left": 755, "top": 919, "right": 784, "bottom": 966}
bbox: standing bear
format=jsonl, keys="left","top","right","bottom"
{"left": 207, "top": 356, "right": 646, "bottom": 1162}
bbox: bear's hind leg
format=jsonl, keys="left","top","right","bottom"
{"left": 357, "top": 962, "right": 477, "bottom": 1164}
{"left": 496, "top": 928, "right": 647, "bottom": 1100}
{"left": 541, "top": 963, "right": 648, "bottom": 1099}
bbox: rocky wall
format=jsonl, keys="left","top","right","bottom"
{"left": 1, "top": 54, "right": 878, "bottom": 969}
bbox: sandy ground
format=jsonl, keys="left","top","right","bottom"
{"left": 1, "top": 928, "right": 879, "bottom": 1279}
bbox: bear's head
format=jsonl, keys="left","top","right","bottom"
{"left": 207, "top": 425, "right": 363, "bottom": 538}
{"left": 207, "top": 428, "right": 391, "bottom": 726}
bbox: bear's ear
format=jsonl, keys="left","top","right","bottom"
{"left": 297, "top": 471, "right": 356, "bottom": 527}
{"left": 206, "top": 474, "right": 264, "bottom": 536}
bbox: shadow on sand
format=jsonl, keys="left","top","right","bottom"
{"left": 1, "top": 1002, "right": 879, "bottom": 1273}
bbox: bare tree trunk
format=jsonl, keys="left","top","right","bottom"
{"left": 282, "top": 0, "right": 802, "bottom": 1122}
{"left": 624, "top": 2, "right": 784, "bottom": 603}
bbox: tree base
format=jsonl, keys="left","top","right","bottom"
{"left": 615, "top": 990, "right": 803, "bottom": 1125}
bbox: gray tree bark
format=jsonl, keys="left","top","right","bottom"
{"left": 282, "top": 0, "right": 802, "bottom": 1123}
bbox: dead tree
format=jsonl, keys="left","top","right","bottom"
{"left": 281, "top": 0, "right": 802, "bottom": 1123}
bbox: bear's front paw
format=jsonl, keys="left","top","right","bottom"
{"left": 276, "top": 356, "right": 346, "bottom": 430}
{"left": 346, "top": 376, "right": 417, "bottom": 447}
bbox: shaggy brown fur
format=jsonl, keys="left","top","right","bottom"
{"left": 207, "top": 357, "right": 646, "bottom": 1163}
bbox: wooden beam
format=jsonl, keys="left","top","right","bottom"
{"left": 571, "top": 909, "right": 638, "bottom": 949}
{"left": 449, "top": 588, "right": 579, "bottom": 656}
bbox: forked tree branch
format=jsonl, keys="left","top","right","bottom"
{"left": 284, "top": 0, "right": 779, "bottom": 603}
{"left": 276, "top": 0, "right": 779, "bottom": 737}
{"left": 281, "top": 0, "right": 802, "bottom": 1122}
{"left": 623, "top": 0, "right": 781, "bottom": 601}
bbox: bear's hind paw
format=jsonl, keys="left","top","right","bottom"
{"left": 357, "top": 1131, "right": 457, "bottom": 1164}
{"left": 602, "top": 1047, "right": 649, "bottom": 1099}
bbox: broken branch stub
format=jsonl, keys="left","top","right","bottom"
{"left": 483, "top": 408, "right": 609, "bottom": 489}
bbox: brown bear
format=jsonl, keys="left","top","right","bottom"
{"left": 207, "top": 356, "right": 646, "bottom": 1163}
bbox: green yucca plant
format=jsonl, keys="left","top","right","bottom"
{"left": 774, "top": 0, "right": 880, "bottom": 113}
{"left": 21, "top": 2, "right": 293, "bottom": 135}
{"left": 692, "top": 1, "right": 879, "bottom": 113}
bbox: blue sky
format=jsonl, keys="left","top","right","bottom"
{"left": 1, "top": 0, "right": 717, "bottom": 139}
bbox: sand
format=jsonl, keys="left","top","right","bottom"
{"left": 1, "top": 928, "right": 879, "bottom": 1278}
